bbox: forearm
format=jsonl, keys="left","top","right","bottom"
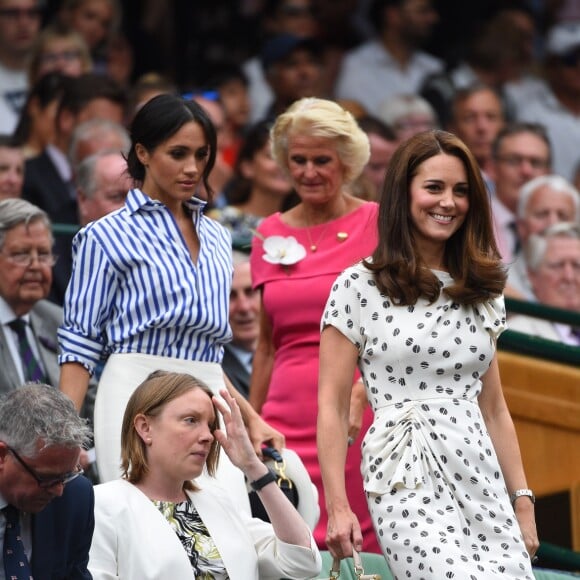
{"left": 246, "top": 463, "right": 311, "bottom": 547}
{"left": 484, "top": 406, "right": 530, "bottom": 493}
{"left": 248, "top": 343, "right": 274, "bottom": 413}
{"left": 480, "top": 358, "right": 530, "bottom": 494}
{"left": 59, "top": 362, "right": 91, "bottom": 412}
{"left": 318, "top": 406, "right": 350, "bottom": 511}
{"left": 317, "top": 326, "right": 358, "bottom": 513}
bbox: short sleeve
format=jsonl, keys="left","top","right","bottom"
{"left": 321, "top": 267, "right": 365, "bottom": 353}
{"left": 475, "top": 294, "right": 507, "bottom": 341}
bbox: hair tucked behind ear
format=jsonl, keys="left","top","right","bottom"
{"left": 366, "top": 130, "right": 506, "bottom": 305}
{"left": 121, "top": 370, "right": 220, "bottom": 492}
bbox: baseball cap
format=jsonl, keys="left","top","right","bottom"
{"left": 260, "top": 34, "right": 322, "bottom": 71}
{"left": 546, "top": 21, "right": 580, "bottom": 56}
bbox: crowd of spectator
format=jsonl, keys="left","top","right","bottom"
{"left": 0, "top": 0, "right": 578, "bottom": 575}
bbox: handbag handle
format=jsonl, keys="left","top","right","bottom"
{"left": 262, "top": 446, "right": 293, "bottom": 489}
{"left": 329, "top": 549, "right": 382, "bottom": 580}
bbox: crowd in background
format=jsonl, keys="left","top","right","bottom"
{"left": 0, "top": 0, "right": 578, "bottom": 574}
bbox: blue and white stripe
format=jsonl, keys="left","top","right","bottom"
{"left": 58, "top": 189, "right": 233, "bottom": 374}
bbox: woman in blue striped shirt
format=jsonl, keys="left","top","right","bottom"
{"left": 58, "top": 94, "right": 283, "bottom": 489}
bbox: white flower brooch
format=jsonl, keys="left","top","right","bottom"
{"left": 262, "top": 235, "right": 306, "bottom": 266}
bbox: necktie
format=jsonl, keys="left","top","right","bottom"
{"left": 8, "top": 319, "right": 46, "bottom": 383}
{"left": 507, "top": 221, "right": 521, "bottom": 255}
{"left": 3, "top": 505, "right": 32, "bottom": 579}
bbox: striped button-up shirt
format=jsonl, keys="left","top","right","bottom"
{"left": 58, "top": 189, "right": 233, "bottom": 374}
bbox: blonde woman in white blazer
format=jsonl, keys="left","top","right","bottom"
{"left": 89, "top": 370, "right": 321, "bottom": 580}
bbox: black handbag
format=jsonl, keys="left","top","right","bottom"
{"left": 248, "top": 446, "right": 299, "bottom": 522}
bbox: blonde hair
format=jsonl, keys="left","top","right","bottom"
{"left": 121, "top": 370, "right": 221, "bottom": 492}
{"left": 271, "top": 97, "right": 370, "bottom": 185}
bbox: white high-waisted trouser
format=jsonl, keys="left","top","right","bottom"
{"left": 94, "top": 353, "right": 250, "bottom": 512}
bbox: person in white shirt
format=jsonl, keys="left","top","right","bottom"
{"left": 242, "top": 0, "right": 319, "bottom": 123}
{"left": 89, "top": 370, "right": 321, "bottom": 580}
{"left": 0, "top": 0, "right": 42, "bottom": 134}
{"left": 334, "top": 0, "right": 443, "bottom": 118}
{"left": 516, "top": 21, "right": 580, "bottom": 181}
{"left": 508, "top": 174, "right": 580, "bottom": 298}
{"left": 509, "top": 222, "right": 580, "bottom": 346}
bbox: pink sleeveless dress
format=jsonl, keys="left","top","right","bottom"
{"left": 250, "top": 202, "right": 381, "bottom": 552}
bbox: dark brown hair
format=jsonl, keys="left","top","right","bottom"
{"left": 365, "top": 129, "right": 506, "bottom": 305}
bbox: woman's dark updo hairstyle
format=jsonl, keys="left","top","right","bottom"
{"left": 127, "top": 94, "right": 217, "bottom": 199}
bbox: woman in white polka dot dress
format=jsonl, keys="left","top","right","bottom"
{"left": 318, "top": 130, "right": 538, "bottom": 579}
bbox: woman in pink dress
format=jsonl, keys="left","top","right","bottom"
{"left": 249, "top": 97, "right": 381, "bottom": 552}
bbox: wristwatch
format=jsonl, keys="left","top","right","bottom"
{"left": 250, "top": 469, "right": 277, "bottom": 491}
{"left": 510, "top": 488, "right": 535, "bottom": 506}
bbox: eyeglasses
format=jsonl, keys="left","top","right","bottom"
{"left": 40, "top": 50, "right": 83, "bottom": 66}
{"left": 0, "top": 7, "right": 42, "bottom": 20}
{"left": 543, "top": 260, "right": 580, "bottom": 274}
{"left": 495, "top": 154, "right": 550, "bottom": 171}
{"left": 8, "top": 447, "right": 83, "bottom": 489}
{"left": 0, "top": 250, "right": 58, "bottom": 267}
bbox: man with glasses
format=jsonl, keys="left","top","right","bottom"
{"left": 0, "top": 198, "right": 61, "bottom": 391}
{"left": 0, "top": 0, "right": 42, "bottom": 133}
{"left": 489, "top": 122, "right": 552, "bottom": 266}
{"left": 0, "top": 383, "right": 94, "bottom": 578}
{"left": 0, "top": 198, "right": 98, "bottom": 481}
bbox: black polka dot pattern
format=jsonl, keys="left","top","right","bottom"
{"left": 322, "top": 264, "right": 533, "bottom": 579}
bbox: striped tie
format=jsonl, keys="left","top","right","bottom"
{"left": 3, "top": 505, "right": 33, "bottom": 579}
{"left": 8, "top": 319, "right": 46, "bottom": 383}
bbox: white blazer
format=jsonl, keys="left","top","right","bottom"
{"left": 89, "top": 479, "right": 321, "bottom": 580}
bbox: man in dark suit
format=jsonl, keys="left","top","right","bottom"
{"left": 0, "top": 198, "right": 61, "bottom": 391}
{"left": 0, "top": 198, "right": 97, "bottom": 478}
{"left": 0, "top": 383, "right": 94, "bottom": 579}
{"left": 22, "top": 73, "right": 127, "bottom": 305}
{"left": 223, "top": 250, "right": 260, "bottom": 399}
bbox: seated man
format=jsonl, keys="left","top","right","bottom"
{"left": 509, "top": 222, "right": 580, "bottom": 346}
{"left": 508, "top": 174, "right": 579, "bottom": 298}
{"left": 223, "top": 250, "right": 260, "bottom": 399}
{"left": 0, "top": 383, "right": 94, "bottom": 577}
{"left": 0, "top": 198, "right": 97, "bottom": 477}
{"left": 0, "top": 198, "right": 61, "bottom": 389}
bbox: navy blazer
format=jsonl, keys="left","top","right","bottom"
{"left": 23, "top": 151, "right": 78, "bottom": 225}
{"left": 31, "top": 475, "right": 94, "bottom": 579}
{"left": 222, "top": 344, "right": 251, "bottom": 399}
{"left": 22, "top": 151, "right": 79, "bottom": 306}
